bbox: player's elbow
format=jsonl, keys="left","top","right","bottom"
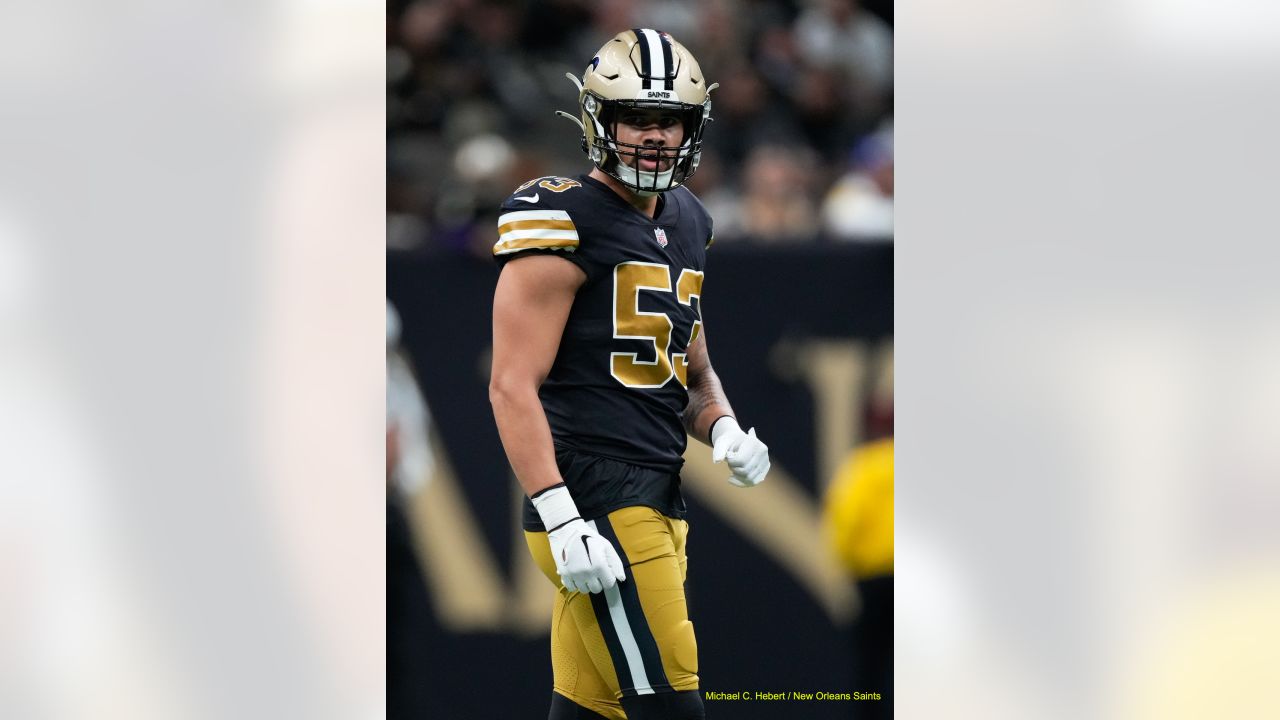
{"left": 488, "top": 376, "right": 512, "bottom": 411}
{"left": 488, "top": 372, "right": 536, "bottom": 414}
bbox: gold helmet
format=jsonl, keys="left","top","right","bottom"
{"left": 557, "top": 29, "right": 717, "bottom": 196}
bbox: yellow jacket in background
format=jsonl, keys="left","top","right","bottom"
{"left": 824, "top": 437, "right": 894, "bottom": 580}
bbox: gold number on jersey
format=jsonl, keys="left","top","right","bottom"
{"left": 611, "top": 263, "right": 703, "bottom": 389}
{"left": 612, "top": 262, "right": 674, "bottom": 388}
{"left": 671, "top": 269, "right": 704, "bottom": 387}
{"left": 539, "top": 177, "right": 581, "bottom": 193}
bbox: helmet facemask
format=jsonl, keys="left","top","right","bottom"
{"left": 585, "top": 95, "right": 709, "bottom": 196}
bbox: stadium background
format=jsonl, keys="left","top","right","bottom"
{"left": 387, "top": 1, "right": 893, "bottom": 717}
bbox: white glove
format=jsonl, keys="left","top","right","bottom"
{"left": 711, "top": 416, "right": 771, "bottom": 487}
{"left": 531, "top": 484, "right": 626, "bottom": 594}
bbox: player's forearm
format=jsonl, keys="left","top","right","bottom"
{"left": 683, "top": 366, "right": 735, "bottom": 445}
{"left": 489, "top": 382, "right": 564, "bottom": 497}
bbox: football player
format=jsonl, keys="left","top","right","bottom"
{"left": 489, "top": 29, "right": 771, "bottom": 720}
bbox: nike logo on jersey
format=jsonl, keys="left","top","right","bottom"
{"left": 515, "top": 193, "right": 540, "bottom": 204}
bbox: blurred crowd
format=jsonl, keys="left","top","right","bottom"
{"left": 388, "top": 0, "right": 893, "bottom": 255}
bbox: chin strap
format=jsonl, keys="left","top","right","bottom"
{"left": 613, "top": 159, "right": 675, "bottom": 196}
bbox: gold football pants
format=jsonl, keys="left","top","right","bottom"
{"left": 526, "top": 505, "right": 699, "bottom": 720}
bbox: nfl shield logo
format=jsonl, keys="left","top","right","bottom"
{"left": 653, "top": 227, "right": 668, "bottom": 247}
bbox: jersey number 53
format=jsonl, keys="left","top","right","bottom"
{"left": 611, "top": 261, "right": 704, "bottom": 389}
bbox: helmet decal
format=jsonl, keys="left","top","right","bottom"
{"left": 631, "top": 28, "right": 676, "bottom": 92}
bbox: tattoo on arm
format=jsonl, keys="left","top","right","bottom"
{"left": 683, "top": 377, "right": 714, "bottom": 438}
{"left": 682, "top": 334, "right": 733, "bottom": 443}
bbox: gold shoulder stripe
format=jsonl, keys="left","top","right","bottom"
{"left": 498, "top": 219, "right": 576, "bottom": 235}
{"left": 494, "top": 209, "right": 579, "bottom": 254}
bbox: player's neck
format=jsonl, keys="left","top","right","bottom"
{"left": 589, "top": 168, "right": 660, "bottom": 218}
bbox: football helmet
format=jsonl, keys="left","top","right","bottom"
{"left": 557, "top": 29, "right": 717, "bottom": 196}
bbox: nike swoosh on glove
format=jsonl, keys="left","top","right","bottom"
{"left": 711, "top": 416, "right": 771, "bottom": 487}
{"left": 531, "top": 484, "right": 626, "bottom": 593}
{"left": 548, "top": 518, "right": 627, "bottom": 594}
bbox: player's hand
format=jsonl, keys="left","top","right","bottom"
{"left": 531, "top": 483, "right": 626, "bottom": 593}
{"left": 711, "top": 417, "right": 771, "bottom": 487}
{"left": 547, "top": 518, "right": 627, "bottom": 594}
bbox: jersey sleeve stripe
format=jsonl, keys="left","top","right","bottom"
{"left": 498, "top": 209, "right": 574, "bottom": 225}
{"left": 497, "top": 227, "right": 580, "bottom": 243}
{"left": 492, "top": 237, "right": 579, "bottom": 255}
{"left": 493, "top": 208, "right": 580, "bottom": 254}
{"left": 498, "top": 219, "right": 577, "bottom": 234}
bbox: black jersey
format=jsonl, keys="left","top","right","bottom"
{"left": 494, "top": 174, "right": 713, "bottom": 525}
